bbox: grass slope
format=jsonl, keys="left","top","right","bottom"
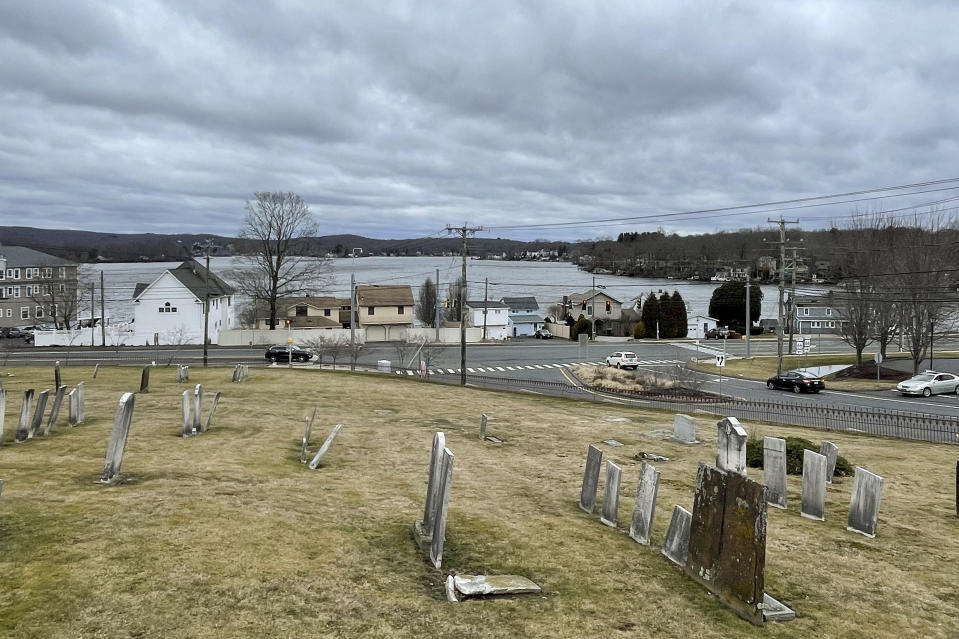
{"left": 0, "top": 366, "right": 957, "bottom": 638}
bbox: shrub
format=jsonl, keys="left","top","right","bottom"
{"left": 633, "top": 321, "right": 646, "bottom": 339}
{"left": 570, "top": 314, "right": 592, "bottom": 341}
{"left": 745, "top": 436, "right": 853, "bottom": 476}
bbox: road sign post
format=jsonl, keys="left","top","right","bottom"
{"left": 874, "top": 352, "right": 883, "bottom": 383}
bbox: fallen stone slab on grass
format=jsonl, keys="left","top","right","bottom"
{"left": 453, "top": 575, "right": 541, "bottom": 597}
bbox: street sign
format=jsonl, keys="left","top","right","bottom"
{"left": 874, "top": 353, "right": 883, "bottom": 364}
{"left": 795, "top": 344, "right": 804, "bottom": 355}
{"left": 715, "top": 354, "right": 726, "bottom": 367}
{"left": 803, "top": 337, "right": 811, "bottom": 348}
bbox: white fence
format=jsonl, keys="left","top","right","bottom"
{"left": 33, "top": 325, "right": 136, "bottom": 347}
{"left": 218, "top": 326, "right": 485, "bottom": 345}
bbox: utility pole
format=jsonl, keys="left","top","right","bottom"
{"left": 745, "top": 275, "right": 751, "bottom": 358}
{"left": 349, "top": 248, "right": 361, "bottom": 372}
{"left": 786, "top": 247, "right": 800, "bottom": 356}
{"left": 446, "top": 223, "right": 484, "bottom": 386}
{"left": 100, "top": 270, "right": 106, "bottom": 347}
{"left": 591, "top": 275, "right": 596, "bottom": 340}
{"left": 90, "top": 282, "right": 95, "bottom": 347}
{"left": 193, "top": 239, "right": 217, "bottom": 367}
{"left": 482, "top": 277, "right": 489, "bottom": 341}
{"left": 434, "top": 268, "right": 440, "bottom": 342}
{"left": 767, "top": 217, "right": 799, "bottom": 375}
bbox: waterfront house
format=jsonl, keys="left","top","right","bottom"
{"left": 500, "top": 296, "right": 544, "bottom": 337}
{"left": 465, "top": 300, "right": 510, "bottom": 340}
{"left": 355, "top": 284, "right": 414, "bottom": 341}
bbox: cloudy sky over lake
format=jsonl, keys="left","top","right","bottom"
{"left": 2, "top": 1, "right": 958, "bottom": 241}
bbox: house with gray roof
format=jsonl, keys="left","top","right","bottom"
{"left": 500, "top": 295, "right": 545, "bottom": 337}
{"left": 465, "top": 300, "right": 510, "bottom": 340}
{"left": 792, "top": 295, "right": 846, "bottom": 335}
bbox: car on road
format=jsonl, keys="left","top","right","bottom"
{"left": 2, "top": 327, "right": 29, "bottom": 339}
{"left": 896, "top": 371, "right": 959, "bottom": 397}
{"left": 264, "top": 344, "right": 314, "bottom": 363}
{"left": 705, "top": 327, "right": 730, "bottom": 339}
{"left": 534, "top": 328, "right": 553, "bottom": 339}
{"left": 605, "top": 351, "right": 639, "bottom": 370}
{"left": 766, "top": 370, "right": 825, "bottom": 393}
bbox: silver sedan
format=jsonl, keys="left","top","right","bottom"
{"left": 896, "top": 371, "right": 959, "bottom": 397}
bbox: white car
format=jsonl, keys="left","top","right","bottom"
{"left": 896, "top": 371, "right": 959, "bottom": 397}
{"left": 605, "top": 351, "right": 639, "bottom": 370}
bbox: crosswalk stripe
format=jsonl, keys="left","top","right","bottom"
{"left": 505, "top": 366, "right": 515, "bottom": 370}
{"left": 447, "top": 369, "right": 456, "bottom": 374}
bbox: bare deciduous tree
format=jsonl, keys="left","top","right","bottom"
{"left": 29, "top": 265, "right": 88, "bottom": 329}
{"left": 233, "top": 192, "right": 331, "bottom": 330}
{"left": 415, "top": 277, "right": 437, "bottom": 328}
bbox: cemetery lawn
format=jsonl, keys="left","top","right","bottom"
{"left": 1, "top": 365, "right": 958, "bottom": 638}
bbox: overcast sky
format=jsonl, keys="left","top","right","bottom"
{"left": 1, "top": 1, "right": 958, "bottom": 242}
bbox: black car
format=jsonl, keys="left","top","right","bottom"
{"left": 705, "top": 328, "right": 729, "bottom": 339}
{"left": 265, "top": 344, "right": 313, "bottom": 363}
{"left": 534, "top": 328, "right": 553, "bottom": 339}
{"left": 766, "top": 370, "right": 825, "bottom": 393}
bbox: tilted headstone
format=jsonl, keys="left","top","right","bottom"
{"left": 673, "top": 413, "right": 699, "bottom": 444}
{"left": 847, "top": 467, "right": 884, "bottom": 538}
{"left": 176, "top": 365, "right": 189, "bottom": 383}
{"left": 181, "top": 391, "right": 192, "bottom": 438}
{"left": 716, "top": 416, "right": 748, "bottom": 476}
{"left": 308, "top": 424, "right": 343, "bottom": 470}
{"left": 801, "top": 449, "right": 827, "bottom": 521}
{"left": 232, "top": 364, "right": 249, "bottom": 382}
{"left": 429, "top": 447, "right": 455, "bottom": 569}
{"left": 139, "top": 365, "right": 151, "bottom": 393}
{"left": 232, "top": 364, "right": 240, "bottom": 382}
{"left": 820, "top": 441, "right": 839, "bottom": 484}
{"left": 579, "top": 445, "right": 603, "bottom": 514}
{"left": 15, "top": 389, "right": 35, "bottom": 442}
{"left": 44, "top": 385, "right": 67, "bottom": 436}
{"left": 685, "top": 463, "right": 768, "bottom": 626}
{"left": 192, "top": 384, "right": 203, "bottom": 434}
{"left": 28, "top": 389, "right": 49, "bottom": 438}
{"left": 417, "top": 432, "right": 447, "bottom": 545}
{"left": 300, "top": 408, "right": 317, "bottom": 463}
{"left": 203, "top": 392, "right": 221, "bottom": 432}
{"left": 100, "top": 393, "right": 136, "bottom": 483}
{"left": 68, "top": 388, "right": 78, "bottom": 427}
{"left": 662, "top": 505, "right": 692, "bottom": 566}
{"left": 479, "top": 413, "right": 488, "bottom": 440}
{"left": 54, "top": 361, "right": 61, "bottom": 390}
{"left": 0, "top": 388, "right": 6, "bottom": 447}
{"left": 600, "top": 460, "right": 622, "bottom": 528}
{"left": 629, "top": 462, "right": 661, "bottom": 545}
{"left": 76, "top": 382, "right": 85, "bottom": 424}
{"left": 763, "top": 437, "right": 787, "bottom": 510}
{"left": 93, "top": 363, "right": 100, "bottom": 378}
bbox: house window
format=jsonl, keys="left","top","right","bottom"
{"left": 803, "top": 308, "right": 809, "bottom": 316}
{"left": 587, "top": 305, "right": 593, "bottom": 316}
{"left": 397, "top": 305, "right": 405, "bottom": 314}
{"left": 59, "top": 284, "right": 65, "bottom": 293}
{"left": 827, "top": 321, "right": 835, "bottom": 328}
{"left": 295, "top": 305, "right": 308, "bottom": 317}
{"left": 35, "top": 306, "right": 43, "bottom": 318}
{"left": 20, "top": 307, "right": 29, "bottom": 319}
{"left": 13, "top": 287, "right": 20, "bottom": 298}
{"left": 5, "top": 309, "right": 10, "bottom": 317}
{"left": 159, "top": 302, "right": 177, "bottom": 313}
{"left": 59, "top": 267, "right": 66, "bottom": 278}
{"left": 367, "top": 306, "right": 375, "bottom": 316}
{"left": 43, "top": 268, "right": 52, "bottom": 278}
{"left": 324, "top": 309, "right": 331, "bottom": 317}
{"left": 0, "top": 270, "right": 4, "bottom": 280}
{"left": 826, "top": 308, "right": 832, "bottom": 316}
{"left": 812, "top": 321, "right": 821, "bottom": 328}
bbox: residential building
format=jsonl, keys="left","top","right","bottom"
{"left": 792, "top": 295, "right": 845, "bottom": 335}
{"left": 465, "top": 300, "right": 510, "bottom": 340}
{"left": 500, "top": 296, "right": 544, "bottom": 337}
{"left": 0, "top": 245, "right": 78, "bottom": 330}
{"left": 687, "top": 314, "right": 720, "bottom": 340}
{"left": 255, "top": 296, "right": 352, "bottom": 330}
{"left": 564, "top": 289, "right": 623, "bottom": 336}
{"left": 132, "top": 260, "right": 235, "bottom": 344}
{"left": 355, "top": 284, "right": 414, "bottom": 341}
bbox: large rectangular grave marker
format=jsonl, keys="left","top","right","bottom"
{"left": 820, "top": 441, "right": 839, "bottom": 483}
{"left": 579, "top": 445, "right": 603, "bottom": 514}
{"left": 600, "top": 460, "right": 622, "bottom": 527}
{"left": 801, "top": 449, "right": 827, "bottom": 521}
{"left": 416, "top": 431, "right": 447, "bottom": 547}
{"left": 629, "top": 462, "right": 660, "bottom": 545}
{"left": 28, "top": 389, "right": 49, "bottom": 439}
{"left": 308, "top": 423, "right": 343, "bottom": 470}
{"left": 763, "top": 437, "right": 787, "bottom": 509}
{"left": 716, "top": 416, "right": 748, "bottom": 476}
{"left": 15, "top": 389, "right": 35, "bottom": 442}
{"left": 44, "top": 385, "right": 67, "bottom": 436}
{"left": 100, "top": 393, "right": 136, "bottom": 483}
{"left": 662, "top": 505, "right": 692, "bottom": 566}
{"left": 847, "top": 467, "right": 884, "bottom": 537}
{"left": 429, "top": 447, "right": 455, "bottom": 569}
{"left": 673, "top": 413, "right": 699, "bottom": 444}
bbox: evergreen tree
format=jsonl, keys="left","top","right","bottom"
{"left": 671, "top": 291, "right": 688, "bottom": 338}
{"left": 708, "top": 282, "right": 762, "bottom": 330}
{"left": 641, "top": 292, "right": 661, "bottom": 338}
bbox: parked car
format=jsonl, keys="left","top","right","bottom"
{"left": 2, "top": 327, "right": 28, "bottom": 339}
{"left": 534, "top": 328, "right": 553, "bottom": 339}
{"left": 896, "top": 371, "right": 959, "bottom": 397}
{"left": 264, "top": 344, "right": 313, "bottom": 363}
{"left": 705, "top": 327, "right": 730, "bottom": 339}
{"left": 766, "top": 370, "right": 825, "bottom": 393}
{"left": 605, "top": 351, "right": 639, "bottom": 370}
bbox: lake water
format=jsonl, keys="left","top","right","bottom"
{"left": 88, "top": 256, "right": 784, "bottom": 324}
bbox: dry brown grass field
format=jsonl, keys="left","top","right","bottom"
{"left": 0, "top": 365, "right": 956, "bottom": 638}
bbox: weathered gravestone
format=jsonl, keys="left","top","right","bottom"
{"left": 300, "top": 408, "right": 317, "bottom": 463}
{"left": 0, "top": 388, "right": 6, "bottom": 447}
{"left": 629, "top": 461, "right": 661, "bottom": 545}
{"left": 93, "top": 363, "right": 100, "bottom": 378}
{"left": 763, "top": 437, "right": 787, "bottom": 510}
{"left": 661, "top": 505, "right": 692, "bottom": 566}
{"left": 44, "top": 385, "right": 67, "bottom": 436}
{"left": 414, "top": 432, "right": 447, "bottom": 550}
{"left": 673, "top": 413, "right": 699, "bottom": 444}
{"left": 76, "top": 382, "right": 85, "bottom": 424}
{"left": 203, "top": 392, "right": 221, "bottom": 432}
{"left": 847, "top": 467, "right": 884, "bottom": 538}
{"left": 820, "top": 441, "right": 839, "bottom": 484}
{"left": 181, "top": 390, "right": 192, "bottom": 438}
{"left": 100, "top": 393, "right": 136, "bottom": 483}
{"left": 685, "top": 463, "right": 768, "bottom": 626}
{"left": 716, "top": 416, "right": 748, "bottom": 476}
{"left": 54, "top": 361, "right": 61, "bottom": 389}
{"left": 15, "top": 389, "right": 35, "bottom": 442}
{"left": 139, "top": 365, "right": 151, "bottom": 393}
{"left": 579, "top": 445, "right": 604, "bottom": 514}
{"left": 308, "top": 424, "right": 343, "bottom": 470}
{"left": 232, "top": 364, "right": 249, "bottom": 383}
{"left": 68, "top": 388, "right": 78, "bottom": 427}
{"left": 192, "top": 384, "right": 203, "bottom": 433}
{"left": 176, "top": 365, "right": 189, "bottom": 383}
{"left": 28, "top": 389, "right": 49, "bottom": 438}
{"left": 600, "top": 460, "right": 622, "bottom": 527}
{"left": 479, "top": 413, "right": 488, "bottom": 440}
{"left": 801, "top": 449, "right": 827, "bottom": 521}
{"left": 429, "top": 446, "right": 455, "bottom": 569}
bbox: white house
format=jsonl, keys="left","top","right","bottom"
{"left": 132, "top": 260, "right": 235, "bottom": 345}
{"left": 465, "top": 300, "right": 510, "bottom": 341}
{"left": 500, "top": 296, "right": 544, "bottom": 337}
{"left": 687, "top": 314, "right": 719, "bottom": 339}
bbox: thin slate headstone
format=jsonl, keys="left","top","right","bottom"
{"left": 419, "top": 431, "right": 447, "bottom": 542}
{"left": 579, "top": 445, "right": 603, "bottom": 514}
{"left": 93, "top": 363, "right": 100, "bottom": 378}
{"left": 300, "top": 407, "right": 317, "bottom": 463}
{"left": 44, "top": 385, "right": 67, "bottom": 436}
{"left": 429, "top": 447, "right": 455, "bottom": 569}
{"left": 15, "top": 389, "right": 35, "bottom": 442}
{"left": 716, "top": 416, "right": 748, "bottom": 476}
{"left": 801, "top": 449, "right": 827, "bottom": 521}
{"left": 139, "top": 365, "right": 151, "bottom": 393}
{"left": 847, "top": 467, "right": 884, "bottom": 538}
{"left": 181, "top": 390, "right": 192, "bottom": 438}
{"left": 661, "top": 505, "right": 692, "bottom": 566}
{"left": 54, "top": 361, "right": 61, "bottom": 390}
{"left": 100, "top": 392, "right": 136, "bottom": 483}
{"left": 820, "top": 441, "right": 839, "bottom": 484}
{"left": 763, "top": 437, "right": 788, "bottom": 509}
{"left": 479, "top": 413, "right": 487, "bottom": 440}
{"left": 192, "top": 384, "right": 203, "bottom": 433}
{"left": 76, "top": 382, "right": 85, "bottom": 424}
{"left": 0, "top": 388, "right": 6, "bottom": 447}
{"left": 308, "top": 424, "right": 343, "bottom": 470}
{"left": 68, "top": 388, "right": 78, "bottom": 427}
{"left": 203, "top": 392, "right": 221, "bottom": 432}
{"left": 600, "top": 460, "right": 622, "bottom": 527}
{"left": 629, "top": 461, "right": 661, "bottom": 545}
{"left": 673, "top": 413, "right": 699, "bottom": 444}
{"left": 29, "top": 390, "right": 49, "bottom": 438}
